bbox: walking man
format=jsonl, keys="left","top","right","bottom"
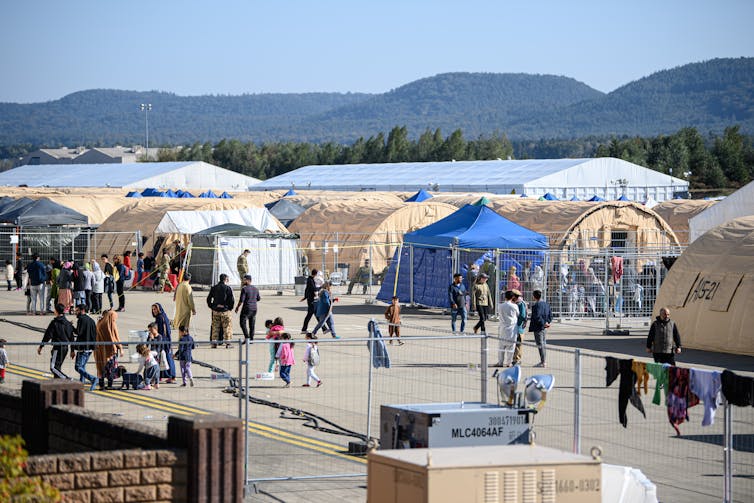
{"left": 300, "top": 268, "right": 320, "bottom": 333}
{"left": 471, "top": 273, "right": 492, "bottom": 334}
{"left": 71, "top": 303, "right": 98, "bottom": 390}
{"left": 37, "top": 303, "right": 73, "bottom": 379}
{"left": 26, "top": 254, "right": 47, "bottom": 315}
{"left": 173, "top": 272, "right": 196, "bottom": 331}
{"left": 529, "top": 290, "right": 552, "bottom": 368}
{"left": 237, "top": 249, "right": 250, "bottom": 281}
{"left": 236, "top": 274, "right": 260, "bottom": 342}
{"left": 448, "top": 273, "right": 468, "bottom": 334}
{"left": 207, "top": 273, "right": 234, "bottom": 348}
{"left": 646, "top": 307, "right": 682, "bottom": 365}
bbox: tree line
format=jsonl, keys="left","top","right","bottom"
{"left": 154, "top": 125, "right": 754, "bottom": 191}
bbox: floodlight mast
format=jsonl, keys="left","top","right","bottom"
{"left": 140, "top": 103, "right": 152, "bottom": 160}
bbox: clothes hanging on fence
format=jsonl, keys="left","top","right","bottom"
{"left": 632, "top": 360, "right": 649, "bottom": 395}
{"left": 720, "top": 370, "right": 754, "bottom": 407}
{"left": 610, "top": 256, "right": 623, "bottom": 283}
{"left": 646, "top": 362, "right": 669, "bottom": 406}
{"left": 667, "top": 366, "right": 699, "bottom": 436}
{"left": 367, "top": 320, "right": 391, "bottom": 369}
{"left": 690, "top": 369, "right": 722, "bottom": 426}
{"left": 605, "top": 357, "right": 645, "bottom": 428}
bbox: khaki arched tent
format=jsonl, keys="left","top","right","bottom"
{"left": 0, "top": 187, "right": 131, "bottom": 225}
{"left": 94, "top": 196, "right": 285, "bottom": 259}
{"left": 288, "top": 200, "right": 458, "bottom": 275}
{"left": 283, "top": 191, "right": 404, "bottom": 209}
{"left": 652, "top": 199, "right": 718, "bottom": 245}
{"left": 484, "top": 200, "right": 681, "bottom": 251}
{"left": 654, "top": 216, "right": 754, "bottom": 356}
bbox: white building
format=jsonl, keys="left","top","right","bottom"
{"left": 689, "top": 180, "right": 754, "bottom": 242}
{"left": 0, "top": 161, "right": 260, "bottom": 191}
{"left": 250, "top": 157, "right": 689, "bottom": 202}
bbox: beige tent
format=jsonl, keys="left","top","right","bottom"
{"left": 0, "top": 187, "right": 131, "bottom": 225}
{"left": 283, "top": 191, "right": 404, "bottom": 209}
{"left": 93, "top": 196, "right": 285, "bottom": 259}
{"left": 484, "top": 200, "right": 681, "bottom": 252}
{"left": 654, "top": 216, "right": 754, "bottom": 356}
{"left": 652, "top": 199, "right": 718, "bottom": 245}
{"left": 288, "top": 200, "right": 458, "bottom": 276}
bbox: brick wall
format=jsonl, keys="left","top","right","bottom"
{"left": 0, "top": 388, "right": 22, "bottom": 436}
{"left": 47, "top": 405, "right": 169, "bottom": 453}
{"left": 25, "top": 449, "right": 187, "bottom": 503}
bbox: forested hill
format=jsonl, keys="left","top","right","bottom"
{"left": 1, "top": 58, "right": 752, "bottom": 146}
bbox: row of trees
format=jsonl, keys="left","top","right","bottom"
{"left": 155, "top": 125, "right": 754, "bottom": 190}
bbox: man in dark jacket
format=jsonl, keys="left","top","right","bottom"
{"left": 27, "top": 254, "right": 47, "bottom": 315}
{"left": 207, "top": 273, "right": 234, "bottom": 348}
{"left": 71, "top": 303, "right": 98, "bottom": 389}
{"left": 300, "top": 268, "right": 319, "bottom": 333}
{"left": 646, "top": 307, "right": 682, "bottom": 364}
{"left": 37, "top": 303, "right": 73, "bottom": 379}
{"left": 529, "top": 290, "right": 553, "bottom": 368}
{"left": 235, "top": 274, "right": 261, "bottom": 342}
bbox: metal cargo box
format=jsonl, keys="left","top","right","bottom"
{"left": 380, "top": 402, "right": 533, "bottom": 449}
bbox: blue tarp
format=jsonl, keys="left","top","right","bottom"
{"left": 541, "top": 192, "right": 559, "bottom": 201}
{"left": 199, "top": 190, "right": 219, "bottom": 198}
{"left": 179, "top": 192, "right": 195, "bottom": 198}
{"left": 588, "top": 195, "right": 605, "bottom": 202}
{"left": 141, "top": 188, "right": 160, "bottom": 197}
{"left": 405, "top": 189, "right": 433, "bottom": 202}
{"left": 220, "top": 191, "right": 233, "bottom": 199}
{"left": 164, "top": 189, "right": 178, "bottom": 198}
{"left": 569, "top": 195, "right": 580, "bottom": 201}
{"left": 125, "top": 191, "right": 142, "bottom": 198}
{"left": 283, "top": 189, "right": 297, "bottom": 196}
{"left": 376, "top": 205, "right": 548, "bottom": 307}
{"left": 616, "top": 195, "right": 630, "bottom": 201}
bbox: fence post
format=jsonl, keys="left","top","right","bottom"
{"left": 480, "top": 335, "right": 488, "bottom": 403}
{"left": 573, "top": 348, "right": 582, "bottom": 454}
{"left": 723, "top": 399, "right": 732, "bottom": 503}
{"left": 366, "top": 319, "right": 376, "bottom": 442}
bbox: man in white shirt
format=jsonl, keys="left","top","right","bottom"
{"left": 494, "top": 290, "right": 519, "bottom": 367}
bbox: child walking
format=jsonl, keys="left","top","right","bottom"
{"left": 302, "top": 332, "right": 322, "bottom": 387}
{"left": 266, "top": 318, "right": 285, "bottom": 373}
{"left": 0, "top": 339, "right": 8, "bottom": 383}
{"left": 275, "top": 332, "right": 295, "bottom": 388}
{"left": 136, "top": 343, "right": 160, "bottom": 390}
{"left": 384, "top": 295, "right": 403, "bottom": 345}
{"left": 175, "top": 326, "right": 195, "bottom": 387}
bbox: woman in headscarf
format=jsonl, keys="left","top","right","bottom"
{"left": 95, "top": 309, "right": 123, "bottom": 390}
{"left": 57, "top": 261, "right": 74, "bottom": 313}
{"left": 151, "top": 303, "right": 176, "bottom": 383}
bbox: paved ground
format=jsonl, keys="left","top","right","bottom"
{"left": 1, "top": 282, "right": 752, "bottom": 502}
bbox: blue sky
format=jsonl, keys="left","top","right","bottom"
{"left": 1, "top": 0, "right": 752, "bottom": 103}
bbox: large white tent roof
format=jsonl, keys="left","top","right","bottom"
{"left": 689, "top": 181, "right": 754, "bottom": 243}
{"left": 250, "top": 157, "right": 688, "bottom": 201}
{"left": 155, "top": 208, "right": 280, "bottom": 234}
{"left": 0, "top": 161, "right": 260, "bottom": 190}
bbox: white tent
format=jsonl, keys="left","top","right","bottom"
{"left": 689, "top": 181, "right": 754, "bottom": 242}
{"left": 155, "top": 208, "right": 280, "bottom": 235}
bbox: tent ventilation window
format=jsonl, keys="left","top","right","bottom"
{"left": 610, "top": 230, "right": 628, "bottom": 250}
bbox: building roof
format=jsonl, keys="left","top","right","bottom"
{"left": 250, "top": 158, "right": 688, "bottom": 194}
{"left": 0, "top": 161, "right": 260, "bottom": 190}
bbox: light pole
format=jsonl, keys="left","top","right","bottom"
{"left": 140, "top": 103, "right": 152, "bottom": 160}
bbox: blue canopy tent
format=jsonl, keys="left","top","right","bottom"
{"left": 588, "top": 195, "right": 605, "bottom": 202}
{"left": 405, "top": 189, "right": 433, "bottom": 202}
{"left": 283, "top": 189, "right": 297, "bottom": 196}
{"left": 164, "top": 189, "right": 178, "bottom": 198}
{"left": 219, "top": 191, "right": 233, "bottom": 199}
{"left": 569, "top": 195, "right": 580, "bottom": 201}
{"left": 376, "top": 205, "right": 548, "bottom": 307}
{"left": 541, "top": 192, "right": 559, "bottom": 201}
{"left": 141, "top": 188, "right": 161, "bottom": 197}
{"left": 616, "top": 195, "right": 630, "bottom": 201}
{"left": 125, "top": 191, "right": 142, "bottom": 198}
{"left": 199, "top": 190, "right": 219, "bottom": 198}
{"left": 179, "top": 191, "right": 195, "bottom": 198}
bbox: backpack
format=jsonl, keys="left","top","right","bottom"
{"left": 124, "top": 266, "right": 132, "bottom": 281}
{"left": 308, "top": 345, "right": 320, "bottom": 367}
{"left": 112, "top": 265, "right": 120, "bottom": 282}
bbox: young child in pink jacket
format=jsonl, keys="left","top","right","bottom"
{"left": 275, "top": 332, "right": 295, "bottom": 388}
